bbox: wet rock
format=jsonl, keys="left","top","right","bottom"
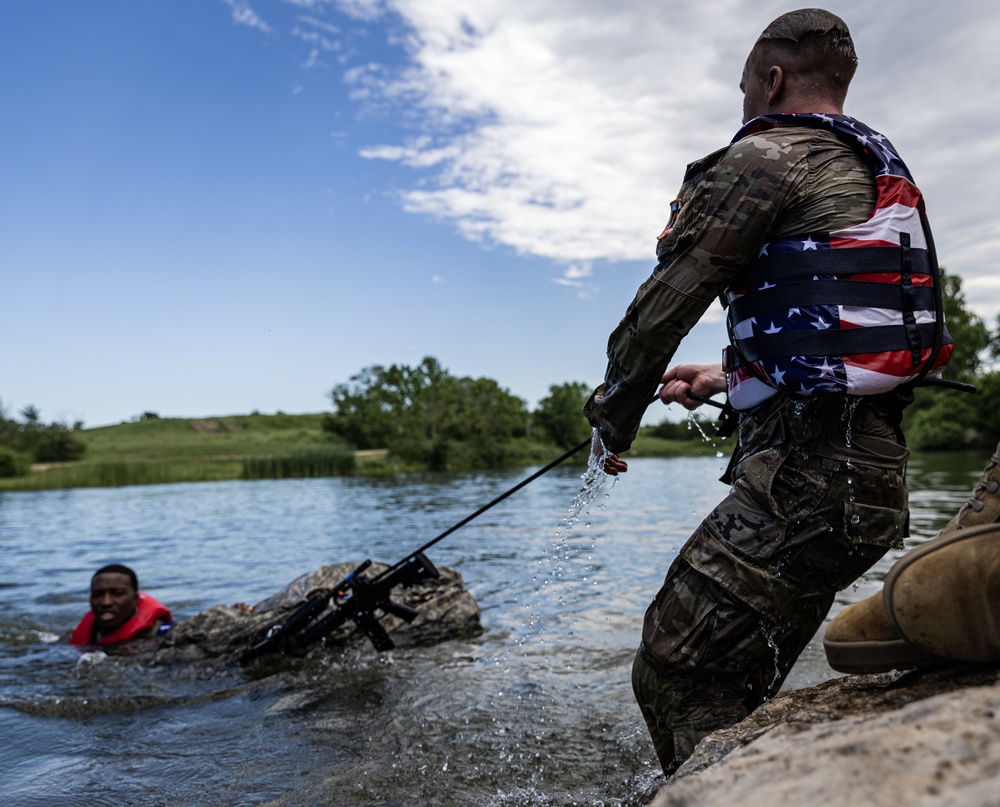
{"left": 647, "top": 664, "right": 1000, "bottom": 807}
{"left": 154, "top": 562, "right": 481, "bottom": 665}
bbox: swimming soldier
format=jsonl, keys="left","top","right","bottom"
{"left": 70, "top": 564, "right": 173, "bottom": 648}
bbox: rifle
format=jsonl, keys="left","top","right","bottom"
{"left": 239, "top": 553, "right": 439, "bottom": 663}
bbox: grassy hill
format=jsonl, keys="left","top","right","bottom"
{"left": 84, "top": 412, "right": 331, "bottom": 462}
{"left": 0, "top": 412, "right": 367, "bottom": 492}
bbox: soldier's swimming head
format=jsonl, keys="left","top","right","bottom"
{"left": 90, "top": 564, "right": 140, "bottom": 635}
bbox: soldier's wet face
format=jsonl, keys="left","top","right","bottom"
{"left": 90, "top": 572, "right": 139, "bottom": 633}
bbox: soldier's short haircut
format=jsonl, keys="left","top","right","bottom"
{"left": 93, "top": 563, "right": 139, "bottom": 592}
{"left": 749, "top": 8, "right": 858, "bottom": 105}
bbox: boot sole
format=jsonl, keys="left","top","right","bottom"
{"left": 884, "top": 522, "right": 1000, "bottom": 663}
{"left": 822, "top": 634, "right": 943, "bottom": 674}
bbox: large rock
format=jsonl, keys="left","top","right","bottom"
{"left": 648, "top": 663, "right": 1000, "bottom": 807}
{"left": 154, "top": 561, "right": 480, "bottom": 665}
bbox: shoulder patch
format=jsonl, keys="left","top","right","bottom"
{"left": 657, "top": 198, "right": 683, "bottom": 240}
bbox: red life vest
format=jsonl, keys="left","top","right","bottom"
{"left": 69, "top": 592, "right": 173, "bottom": 647}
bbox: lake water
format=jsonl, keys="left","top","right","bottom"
{"left": 0, "top": 451, "right": 987, "bottom": 806}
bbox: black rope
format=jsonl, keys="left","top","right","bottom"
{"left": 379, "top": 389, "right": 728, "bottom": 581}
{"left": 380, "top": 437, "right": 594, "bottom": 579}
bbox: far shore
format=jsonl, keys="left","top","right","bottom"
{"left": 1, "top": 412, "right": 726, "bottom": 493}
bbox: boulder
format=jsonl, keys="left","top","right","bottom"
{"left": 154, "top": 561, "right": 481, "bottom": 665}
{"left": 648, "top": 663, "right": 1000, "bottom": 807}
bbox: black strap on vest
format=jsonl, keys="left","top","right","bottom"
{"left": 727, "top": 278, "right": 937, "bottom": 324}
{"left": 740, "top": 244, "right": 932, "bottom": 286}
{"left": 737, "top": 321, "right": 941, "bottom": 363}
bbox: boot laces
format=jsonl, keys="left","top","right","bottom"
{"left": 966, "top": 454, "right": 1000, "bottom": 513}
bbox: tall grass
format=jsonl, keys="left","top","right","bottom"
{"left": 241, "top": 446, "right": 356, "bottom": 480}
{"left": 0, "top": 460, "right": 242, "bottom": 491}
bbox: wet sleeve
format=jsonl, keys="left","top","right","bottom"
{"left": 584, "top": 135, "right": 807, "bottom": 452}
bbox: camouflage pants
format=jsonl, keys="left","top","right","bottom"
{"left": 632, "top": 394, "right": 909, "bottom": 775}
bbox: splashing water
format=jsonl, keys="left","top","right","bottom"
{"left": 686, "top": 411, "right": 713, "bottom": 442}
{"left": 760, "top": 620, "right": 784, "bottom": 699}
{"left": 841, "top": 397, "right": 861, "bottom": 448}
{"left": 533, "top": 431, "right": 617, "bottom": 614}
{"left": 508, "top": 432, "right": 618, "bottom": 662}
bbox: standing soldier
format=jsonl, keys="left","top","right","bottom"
{"left": 584, "top": 9, "right": 952, "bottom": 775}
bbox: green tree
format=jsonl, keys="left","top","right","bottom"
{"left": 0, "top": 446, "right": 30, "bottom": 478}
{"left": 937, "top": 270, "right": 990, "bottom": 382}
{"left": 648, "top": 415, "right": 715, "bottom": 441}
{"left": 0, "top": 401, "right": 87, "bottom": 463}
{"left": 533, "top": 382, "right": 591, "bottom": 449}
{"left": 32, "top": 422, "right": 88, "bottom": 462}
{"left": 323, "top": 364, "right": 397, "bottom": 450}
{"left": 19, "top": 405, "right": 41, "bottom": 427}
{"left": 904, "top": 269, "right": 997, "bottom": 449}
{"left": 323, "top": 357, "right": 529, "bottom": 468}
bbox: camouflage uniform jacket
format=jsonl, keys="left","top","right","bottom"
{"left": 584, "top": 124, "right": 878, "bottom": 453}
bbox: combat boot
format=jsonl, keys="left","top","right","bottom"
{"left": 884, "top": 521, "right": 1000, "bottom": 663}
{"left": 823, "top": 589, "right": 938, "bottom": 674}
{"left": 824, "top": 522, "right": 1000, "bottom": 672}
{"left": 941, "top": 440, "right": 1000, "bottom": 532}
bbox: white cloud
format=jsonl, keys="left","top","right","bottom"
{"left": 330, "top": 0, "right": 1000, "bottom": 314}
{"left": 225, "top": 0, "right": 273, "bottom": 32}
{"left": 297, "top": 15, "right": 341, "bottom": 35}
{"left": 347, "top": 0, "right": 750, "bottom": 265}
{"left": 291, "top": 21, "right": 341, "bottom": 53}
{"left": 235, "top": 0, "right": 998, "bottom": 316}
{"left": 332, "top": 0, "right": 384, "bottom": 22}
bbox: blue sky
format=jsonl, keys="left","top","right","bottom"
{"left": 3, "top": 0, "right": 998, "bottom": 428}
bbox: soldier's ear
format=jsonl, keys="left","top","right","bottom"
{"left": 765, "top": 66, "right": 784, "bottom": 106}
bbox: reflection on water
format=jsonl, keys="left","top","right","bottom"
{"left": 0, "top": 451, "right": 987, "bottom": 805}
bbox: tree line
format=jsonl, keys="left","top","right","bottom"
{"left": 2, "top": 270, "right": 995, "bottom": 479}
{"left": 322, "top": 270, "right": 1000, "bottom": 468}
{"left": 901, "top": 271, "right": 1000, "bottom": 451}
{"left": 0, "top": 403, "right": 87, "bottom": 477}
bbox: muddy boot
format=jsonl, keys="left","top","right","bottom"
{"left": 823, "top": 591, "right": 940, "bottom": 674}
{"left": 941, "top": 441, "right": 1000, "bottom": 532}
{"left": 884, "top": 522, "right": 1000, "bottom": 663}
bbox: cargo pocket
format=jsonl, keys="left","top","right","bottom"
{"left": 844, "top": 500, "right": 907, "bottom": 550}
{"left": 731, "top": 445, "right": 834, "bottom": 538}
{"left": 641, "top": 562, "right": 725, "bottom": 672}
{"left": 815, "top": 500, "right": 907, "bottom": 593}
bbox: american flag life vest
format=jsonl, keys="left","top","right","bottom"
{"left": 723, "top": 113, "right": 953, "bottom": 411}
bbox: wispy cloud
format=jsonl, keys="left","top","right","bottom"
{"left": 330, "top": 0, "right": 384, "bottom": 22}
{"left": 248, "top": 0, "right": 1000, "bottom": 313}
{"left": 387, "top": 1, "right": 996, "bottom": 311}
{"left": 224, "top": 0, "right": 273, "bottom": 32}
{"left": 347, "top": 0, "right": 747, "bottom": 266}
